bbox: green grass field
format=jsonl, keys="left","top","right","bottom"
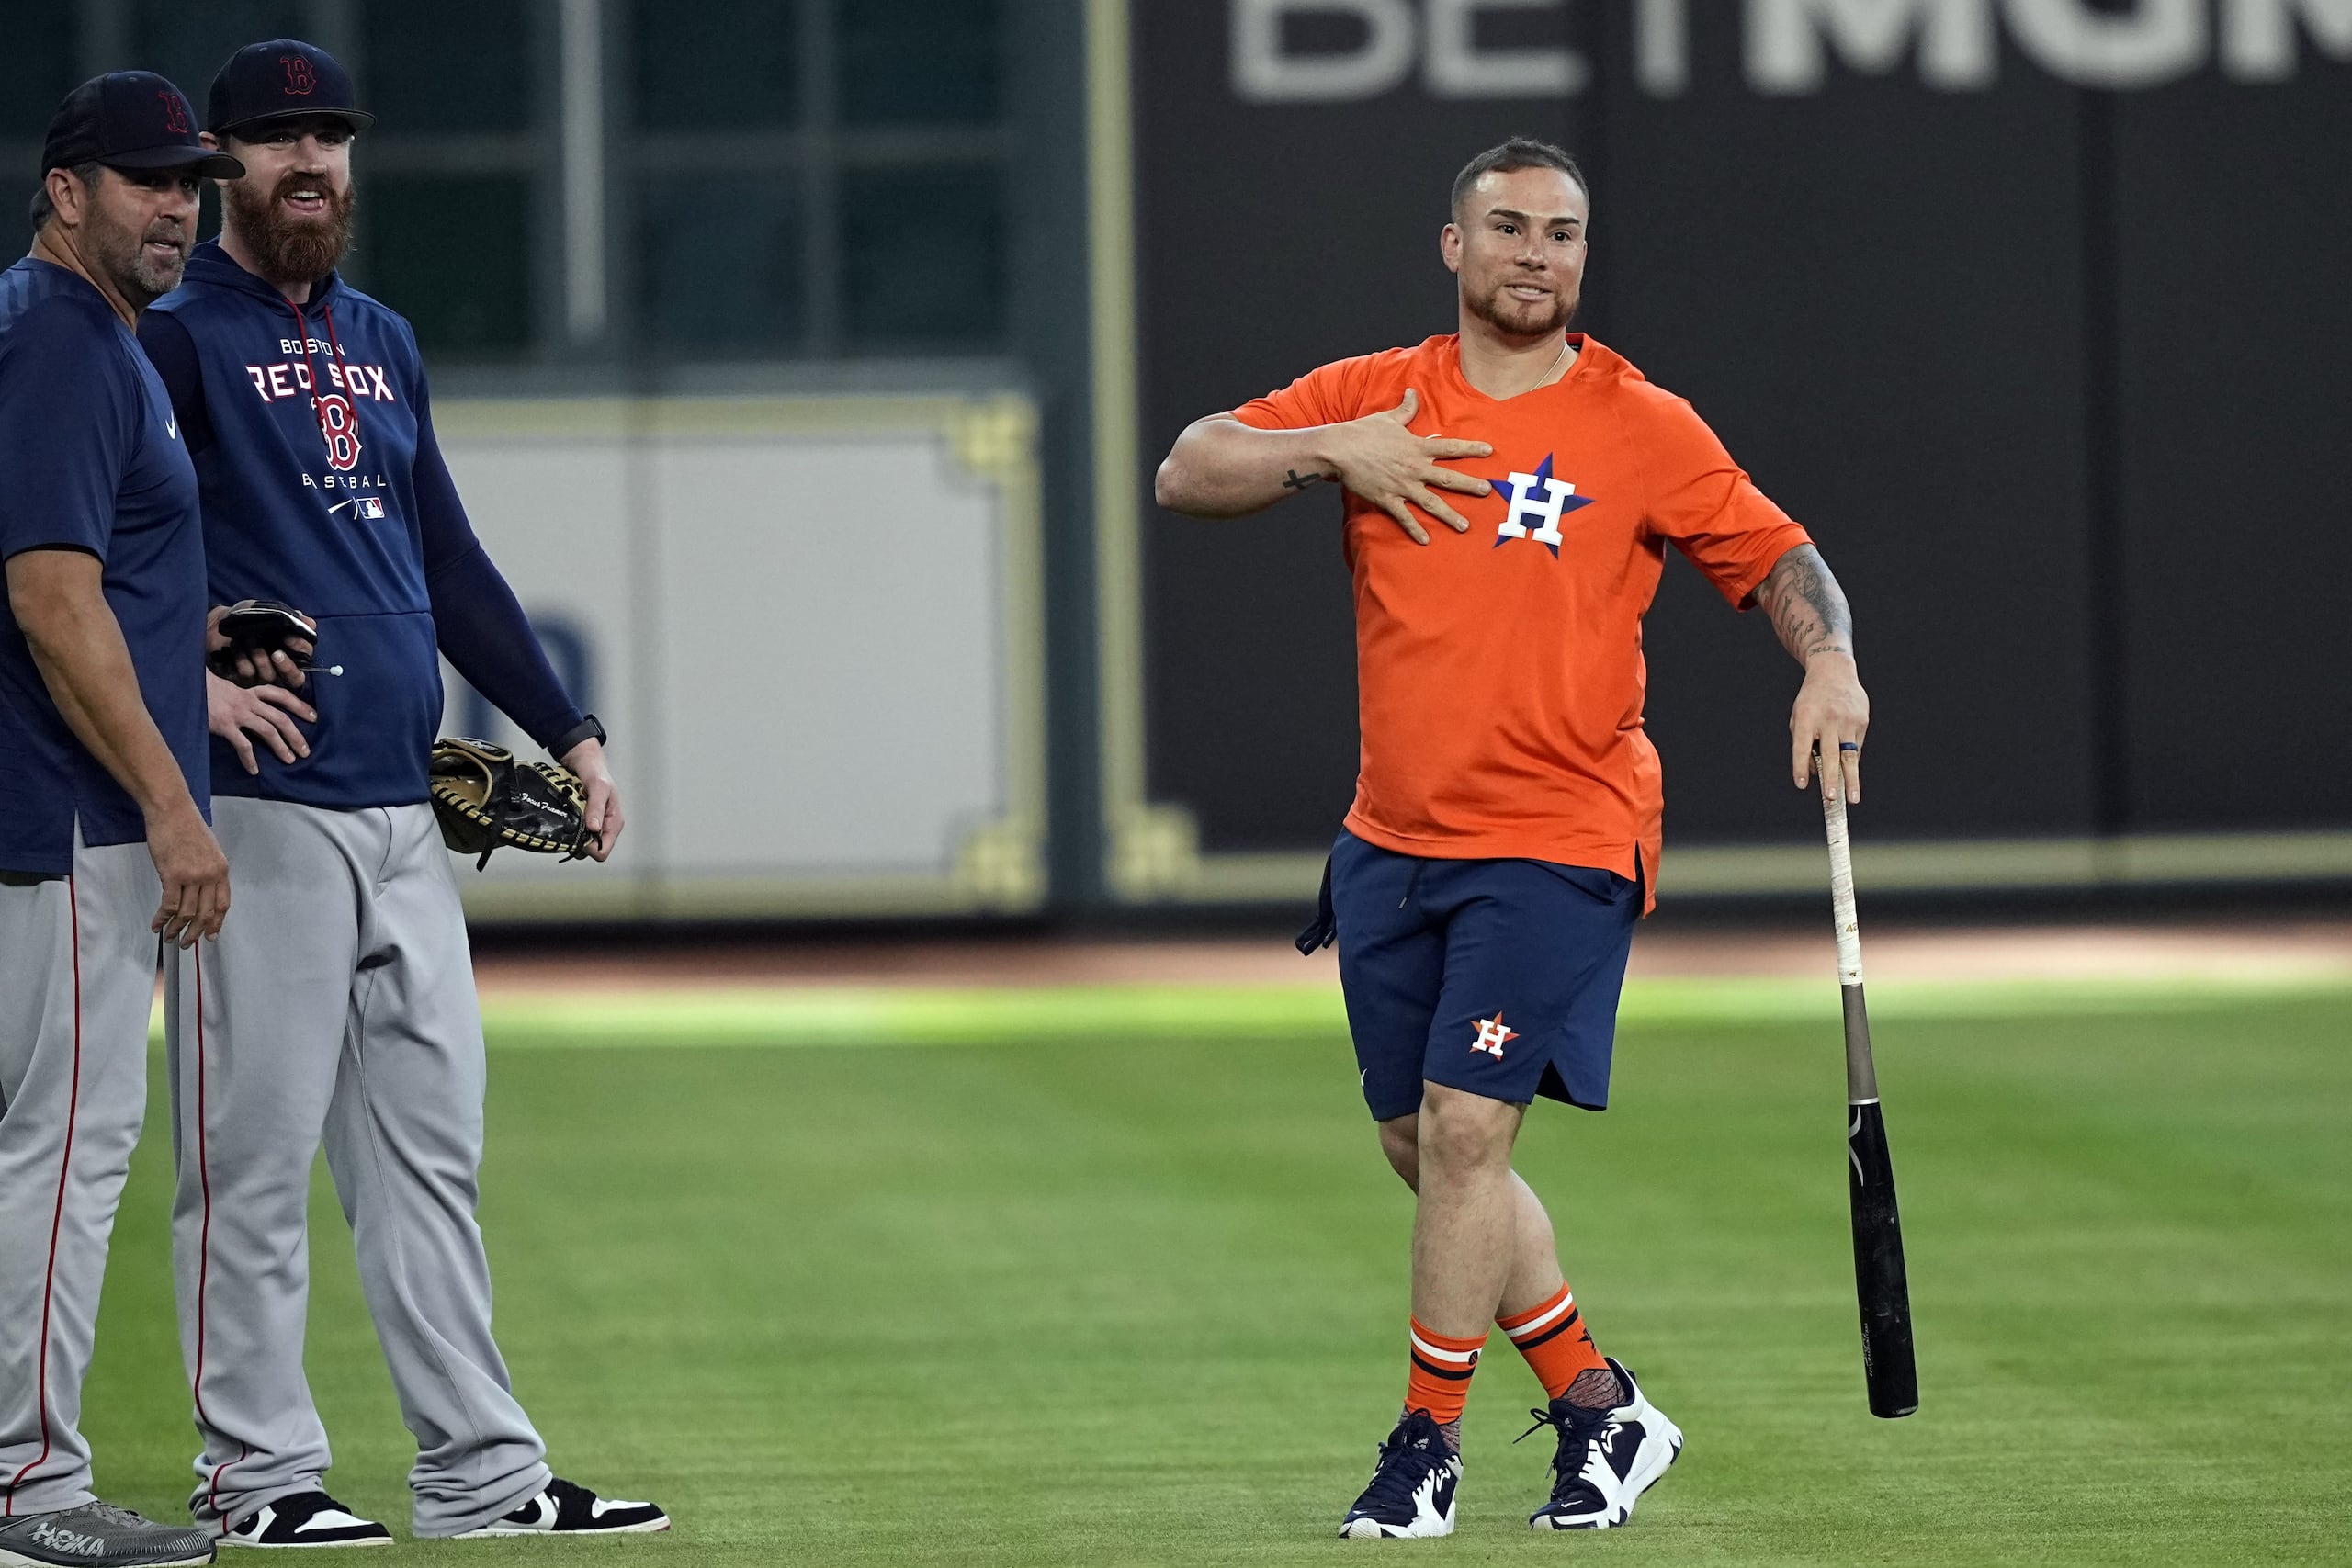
{"left": 83, "top": 979, "right": 2352, "bottom": 1565}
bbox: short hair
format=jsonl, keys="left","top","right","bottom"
{"left": 1450, "top": 138, "right": 1589, "bottom": 219}
{"left": 29, "top": 161, "right": 105, "bottom": 233}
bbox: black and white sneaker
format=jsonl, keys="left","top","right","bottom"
{"left": 0, "top": 1501, "right": 215, "bottom": 1566}
{"left": 450, "top": 1479, "right": 669, "bottom": 1538}
{"left": 220, "top": 1493, "right": 390, "bottom": 1550}
{"left": 1521, "top": 1359, "right": 1683, "bottom": 1530}
{"left": 1337, "top": 1409, "right": 1461, "bottom": 1540}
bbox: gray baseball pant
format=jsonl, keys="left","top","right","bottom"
{"left": 163, "top": 797, "right": 548, "bottom": 1536}
{"left": 0, "top": 836, "right": 163, "bottom": 1517}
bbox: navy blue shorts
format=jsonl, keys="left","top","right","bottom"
{"left": 1317, "top": 830, "right": 1641, "bottom": 1122}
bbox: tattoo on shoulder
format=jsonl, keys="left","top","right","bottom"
{"left": 1282, "top": 468, "right": 1323, "bottom": 491}
{"left": 1759, "top": 545, "right": 1853, "bottom": 660}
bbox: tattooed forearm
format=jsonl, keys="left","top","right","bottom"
{"left": 1281, "top": 468, "right": 1324, "bottom": 491}
{"left": 1757, "top": 544, "right": 1854, "bottom": 663}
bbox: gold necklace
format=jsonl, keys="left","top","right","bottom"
{"left": 1520, "top": 335, "right": 1571, "bottom": 396}
{"left": 1486, "top": 335, "right": 1569, "bottom": 400}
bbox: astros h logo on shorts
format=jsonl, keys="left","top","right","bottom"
{"left": 1471, "top": 1013, "right": 1518, "bottom": 1060}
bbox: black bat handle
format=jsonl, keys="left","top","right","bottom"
{"left": 1846, "top": 994, "right": 1917, "bottom": 1418}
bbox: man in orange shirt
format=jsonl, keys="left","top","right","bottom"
{"left": 1156, "top": 139, "right": 1869, "bottom": 1538}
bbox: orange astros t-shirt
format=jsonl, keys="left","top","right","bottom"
{"left": 1232, "top": 333, "right": 1809, "bottom": 911}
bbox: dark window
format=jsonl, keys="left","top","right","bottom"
{"left": 362, "top": 175, "right": 533, "bottom": 356}
{"left": 363, "top": 0, "right": 533, "bottom": 132}
{"left": 131, "top": 0, "right": 309, "bottom": 117}
{"left": 637, "top": 0, "right": 797, "bottom": 130}
{"left": 837, "top": 0, "right": 999, "bottom": 126}
{"left": 841, "top": 167, "right": 1001, "bottom": 349}
{"left": 639, "top": 175, "right": 805, "bottom": 353}
{"left": 1, "top": 4, "right": 79, "bottom": 140}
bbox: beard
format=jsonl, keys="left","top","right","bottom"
{"left": 223, "top": 170, "right": 356, "bottom": 287}
{"left": 85, "top": 198, "right": 187, "bottom": 306}
{"left": 1466, "top": 275, "right": 1579, "bottom": 339}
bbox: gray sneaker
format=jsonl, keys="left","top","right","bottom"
{"left": 0, "top": 1502, "right": 214, "bottom": 1566}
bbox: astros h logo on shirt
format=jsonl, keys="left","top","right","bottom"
{"left": 1488, "top": 454, "right": 1596, "bottom": 557}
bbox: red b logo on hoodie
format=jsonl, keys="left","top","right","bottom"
{"left": 314, "top": 393, "right": 361, "bottom": 471}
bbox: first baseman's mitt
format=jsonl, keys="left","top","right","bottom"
{"left": 428, "top": 737, "right": 594, "bottom": 870}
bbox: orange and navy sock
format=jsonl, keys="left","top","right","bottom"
{"left": 1498, "top": 1282, "right": 1619, "bottom": 1407}
{"left": 1404, "top": 1319, "right": 1487, "bottom": 1451}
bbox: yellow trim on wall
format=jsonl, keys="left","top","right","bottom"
{"left": 1668, "top": 829, "right": 2352, "bottom": 895}
{"left": 1092, "top": 831, "right": 2352, "bottom": 907}
{"left": 1085, "top": 0, "right": 1168, "bottom": 902}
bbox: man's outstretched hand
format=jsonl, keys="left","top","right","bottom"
{"left": 1319, "top": 389, "right": 1493, "bottom": 545}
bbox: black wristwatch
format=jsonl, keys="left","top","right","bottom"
{"left": 548, "top": 713, "right": 607, "bottom": 759}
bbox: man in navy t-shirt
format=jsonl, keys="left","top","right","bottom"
{"left": 134, "top": 39, "right": 662, "bottom": 1550}
{"left": 0, "top": 73, "right": 243, "bottom": 1568}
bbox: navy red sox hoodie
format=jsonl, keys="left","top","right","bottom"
{"left": 140, "top": 239, "right": 590, "bottom": 809}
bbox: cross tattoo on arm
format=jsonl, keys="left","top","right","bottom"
{"left": 1282, "top": 468, "right": 1324, "bottom": 491}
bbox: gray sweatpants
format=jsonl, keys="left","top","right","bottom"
{"left": 0, "top": 837, "right": 162, "bottom": 1517}
{"left": 163, "top": 797, "right": 548, "bottom": 1536}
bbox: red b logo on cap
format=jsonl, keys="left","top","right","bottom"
{"left": 282, "top": 55, "right": 316, "bottom": 96}
{"left": 159, "top": 91, "right": 192, "bottom": 133}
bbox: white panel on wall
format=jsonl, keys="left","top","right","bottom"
{"left": 427, "top": 395, "right": 1045, "bottom": 920}
{"left": 650, "top": 434, "right": 1002, "bottom": 875}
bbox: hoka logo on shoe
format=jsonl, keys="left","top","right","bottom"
{"left": 30, "top": 1520, "right": 105, "bottom": 1555}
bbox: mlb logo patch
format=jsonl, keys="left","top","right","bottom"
{"left": 356, "top": 497, "right": 386, "bottom": 521}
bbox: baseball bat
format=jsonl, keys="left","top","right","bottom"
{"left": 1820, "top": 758, "right": 1918, "bottom": 1419}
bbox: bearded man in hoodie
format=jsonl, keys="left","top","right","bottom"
{"left": 135, "top": 39, "right": 666, "bottom": 1550}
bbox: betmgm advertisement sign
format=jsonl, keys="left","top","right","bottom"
{"left": 1227, "top": 0, "right": 2350, "bottom": 100}
{"left": 1092, "top": 0, "right": 2352, "bottom": 903}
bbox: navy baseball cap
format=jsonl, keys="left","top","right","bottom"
{"left": 208, "top": 39, "right": 374, "bottom": 138}
{"left": 41, "top": 73, "right": 245, "bottom": 178}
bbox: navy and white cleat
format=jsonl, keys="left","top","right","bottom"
{"left": 1337, "top": 1409, "right": 1461, "bottom": 1540}
{"left": 449, "top": 1479, "right": 669, "bottom": 1538}
{"left": 1521, "top": 1359, "right": 1682, "bottom": 1530}
{"left": 220, "top": 1491, "right": 390, "bottom": 1548}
